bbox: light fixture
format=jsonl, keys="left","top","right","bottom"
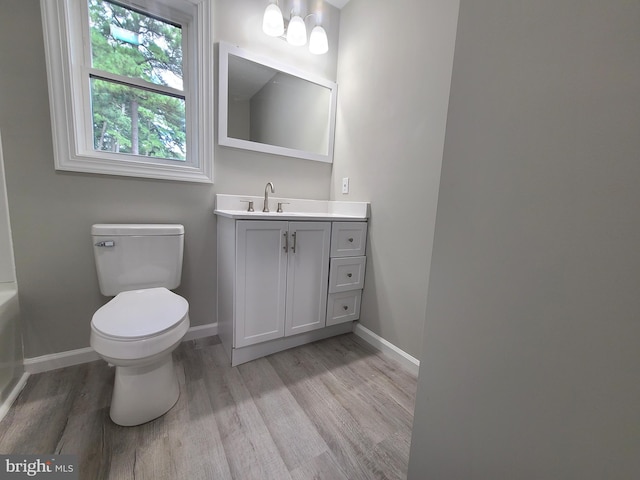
{"left": 262, "top": 2, "right": 285, "bottom": 37}
{"left": 309, "top": 25, "right": 328, "bottom": 55}
{"left": 261, "top": 1, "right": 329, "bottom": 55}
{"left": 286, "top": 14, "right": 307, "bottom": 46}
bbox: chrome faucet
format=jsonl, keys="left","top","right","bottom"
{"left": 263, "top": 182, "right": 275, "bottom": 212}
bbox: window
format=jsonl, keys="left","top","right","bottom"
{"left": 41, "top": 0, "right": 213, "bottom": 183}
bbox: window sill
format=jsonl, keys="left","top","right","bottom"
{"left": 54, "top": 154, "right": 213, "bottom": 184}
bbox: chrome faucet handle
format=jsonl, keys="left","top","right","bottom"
{"left": 240, "top": 200, "right": 254, "bottom": 212}
{"left": 263, "top": 182, "right": 275, "bottom": 212}
{"left": 277, "top": 202, "right": 289, "bottom": 213}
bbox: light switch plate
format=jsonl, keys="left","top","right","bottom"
{"left": 342, "top": 177, "right": 349, "bottom": 194}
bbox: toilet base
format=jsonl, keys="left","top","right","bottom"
{"left": 110, "top": 353, "right": 179, "bottom": 426}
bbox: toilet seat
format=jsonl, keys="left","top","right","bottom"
{"left": 90, "top": 287, "right": 190, "bottom": 363}
{"left": 92, "top": 287, "right": 188, "bottom": 340}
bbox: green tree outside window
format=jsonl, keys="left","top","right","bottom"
{"left": 89, "top": 0, "right": 186, "bottom": 161}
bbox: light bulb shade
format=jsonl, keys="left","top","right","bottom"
{"left": 309, "top": 25, "right": 328, "bottom": 54}
{"left": 286, "top": 15, "right": 307, "bottom": 46}
{"left": 263, "top": 3, "right": 284, "bottom": 37}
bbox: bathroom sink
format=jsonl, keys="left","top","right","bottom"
{"left": 214, "top": 194, "right": 369, "bottom": 221}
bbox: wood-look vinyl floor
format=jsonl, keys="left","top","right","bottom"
{"left": 0, "top": 333, "right": 417, "bottom": 480}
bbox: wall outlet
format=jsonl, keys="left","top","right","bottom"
{"left": 342, "top": 177, "right": 349, "bottom": 194}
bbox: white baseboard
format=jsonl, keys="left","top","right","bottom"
{"left": 20, "top": 322, "right": 415, "bottom": 378}
{"left": 0, "top": 372, "right": 30, "bottom": 423}
{"left": 23, "top": 347, "right": 99, "bottom": 374}
{"left": 183, "top": 322, "right": 218, "bottom": 341}
{"left": 24, "top": 323, "right": 218, "bottom": 374}
{"left": 352, "top": 323, "right": 420, "bottom": 376}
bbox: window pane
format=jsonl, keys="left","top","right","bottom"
{"left": 91, "top": 77, "right": 186, "bottom": 161}
{"left": 89, "top": 0, "right": 183, "bottom": 90}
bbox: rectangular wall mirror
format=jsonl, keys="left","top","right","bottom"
{"left": 218, "top": 42, "right": 337, "bottom": 163}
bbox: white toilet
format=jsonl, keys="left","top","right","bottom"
{"left": 90, "top": 224, "right": 190, "bottom": 426}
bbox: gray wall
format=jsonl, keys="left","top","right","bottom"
{"left": 331, "top": 0, "right": 460, "bottom": 357}
{"left": 408, "top": 0, "right": 640, "bottom": 477}
{"left": 0, "top": 0, "right": 340, "bottom": 358}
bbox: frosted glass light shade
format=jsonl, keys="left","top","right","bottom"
{"left": 263, "top": 3, "right": 284, "bottom": 37}
{"left": 287, "top": 15, "right": 307, "bottom": 46}
{"left": 309, "top": 25, "right": 328, "bottom": 54}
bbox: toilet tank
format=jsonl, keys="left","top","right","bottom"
{"left": 92, "top": 224, "right": 184, "bottom": 296}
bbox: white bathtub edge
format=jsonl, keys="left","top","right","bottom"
{"left": 0, "top": 371, "right": 29, "bottom": 423}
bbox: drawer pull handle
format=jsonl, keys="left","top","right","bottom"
{"left": 348, "top": 237, "right": 354, "bottom": 243}
{"left": 347, "top": 273, "right": 353, "bottom": 278}
{"left": 343, "top": 305, "right": 349, "bottom": 311}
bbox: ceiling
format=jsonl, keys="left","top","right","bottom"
{"left": 324, "top": 0, "right": 350, "bottom": 9}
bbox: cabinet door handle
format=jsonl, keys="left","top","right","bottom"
{"left": 348, "top": 237, "right": 354, "bottom": 243}
{"left": 291, "top": 231, "right": 297, "bottom": 253}
{"left": 342, "top": 305, "right": 349, "bottom": 311}
{"left": 283, "top": 231, "right": 288, "bottom": 252}
{"left": 347, "top": 273, "right": 353, "bottom": 278}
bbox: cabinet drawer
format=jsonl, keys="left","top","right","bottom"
{"left": 328, "top": 256, "right": 366, "bottom": 293}
{"left": 327, "top": 291, "right": 361, "bottom": 326}
{"left": 330, "top": 222, "right": 367, "bottom": 257}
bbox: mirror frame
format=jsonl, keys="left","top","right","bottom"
{"left": 218, "top": 42, "right": 338, "bottom": 163}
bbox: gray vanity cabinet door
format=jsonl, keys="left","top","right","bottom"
{"left": 235, "top": 221, "right": 288, "bottom": 347}
{"left": 285, "top": 221, "right": 331, "bottom": 336}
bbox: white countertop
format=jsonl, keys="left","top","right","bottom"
{"left": 214, "top": 194, "right": 369, "bottom": 221}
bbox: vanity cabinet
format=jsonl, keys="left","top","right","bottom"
{"left": 235, "top": 220, "right": 330, "bottom": 347}
{"left": 216, "top": 212, "right": 368, "bottom": 366}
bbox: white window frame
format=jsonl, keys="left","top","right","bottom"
{"left": 41, "top": 0, "right": 213, "bottom": 183}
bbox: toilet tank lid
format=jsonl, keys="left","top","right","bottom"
{"left": 92, "top": 224, "right": 184, "bottom": 236}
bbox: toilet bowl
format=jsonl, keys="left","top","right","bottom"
{"left": 90, "top": 224, "right": 189, "bottom": 427}
{"left": 90, "top": 287, "right": 189, "bottom": 426}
